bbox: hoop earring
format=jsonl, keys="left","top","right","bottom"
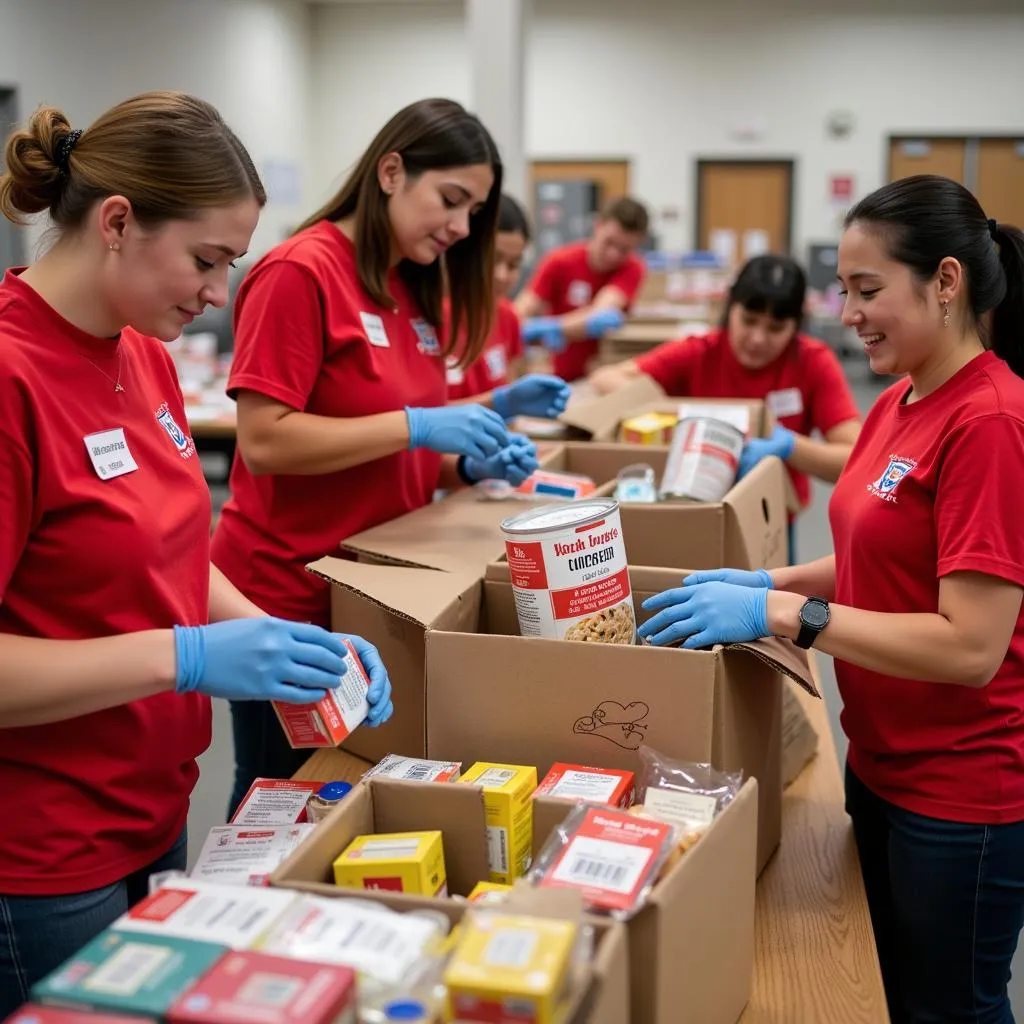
{"left": 942, "top": 302, "right": 950, "bottom": 329}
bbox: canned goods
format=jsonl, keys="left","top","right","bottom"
{"left": 660, "top": 416, "right": 744, "bottom": 502}
{"left": 500, "top": 498, "right": 634, "bottom": 644}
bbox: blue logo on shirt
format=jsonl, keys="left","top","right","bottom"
{"left": 411, "top": 319, "right": 441, "bottom": 357}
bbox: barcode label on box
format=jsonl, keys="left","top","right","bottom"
{"left": 358, "top": 838, "right": 422, "bottom": 860}
{"left": 551, "top": 835, "right": 652, "bottom": 895}
{"left": 550, "top": 770, "right": 622, "bottom": 802}
{"left": 237, "top": 971, "right": 303, "bottom": 1008}
{"left": 474, "top": 768, "right": 517, "bottom": 789}
{"left": 487, "top": 825, "right": 510, "bottom": 875}
{"left": 83, "top": 942, "right": 172, "bottom": 996}
{"left": 483, "top": 927, "right": 538, "bottom": 971}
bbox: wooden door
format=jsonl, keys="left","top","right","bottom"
{"left": 888, "top": 138, "right": 966, "bottom": 184}
{"left": 529, "top": 160, "right": 631, "bottom": 208}
{"left": 696, "top": 161, "right": 793, "bottom": 259}
{"left": 976, "top": 139, "right": 1024, "bottom": 228}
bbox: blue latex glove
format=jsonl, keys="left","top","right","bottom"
{"left": 583, "top": 308, "right": 625, "bottom": 338}
{"left": 737, "top": 425, "right": 796, "bottom": 479}
{"left": 683, "top": 568, "right": 774, "bottom": 589}
{"left": 463, "top": 433, "right": 539, "bottom": 486}
{"left": 174, "top": 618, "right": 348, "bottom": 703}
{"left": 335, "top": 632, "right": 393, "bottom": 727}
{"left": 637, "top": 580, "right": 770, "bottom": 650}
{"left": 492, "top": 375, "right": 571, "bottom": 420}
{"left": 406, "top": 404, "right": 509, "bottom": 460}
{"left": 522, "top": 317, "right": 566, "bottom": 353}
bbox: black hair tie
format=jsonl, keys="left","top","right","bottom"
{"left": 55, "top": 129, "right": 82, "bottom": 178}
{"left": 988, "top": 217, "right": 999, "bottom": 241}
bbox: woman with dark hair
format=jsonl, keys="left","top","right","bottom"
{"left": 447, "top": 193, "right": 569, "bottom": 420}
{"left": 213, "top": 99, "right": 538, "bottom": 807}
{"left": 639, "top": 175, "right": 1024, "bottom": 1024}
{"left": 589, "top": 254, "right": 862, "bottom": 508}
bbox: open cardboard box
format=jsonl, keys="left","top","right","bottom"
{"left": 271, "top": 775, "right": 759, "bottom": 1024}
{"left": 308, "top": 557, "right": 818, "bottom": 870}
{"left": 269, "top": 777, "right": 630, "bottom": 1024}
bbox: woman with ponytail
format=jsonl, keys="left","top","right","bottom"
{"left": 638, "top": 175, "right": 1024, "bottom": 1023}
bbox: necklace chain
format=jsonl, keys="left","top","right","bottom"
{"left": 80, "top": 348, "right": 125, "bottom": 393}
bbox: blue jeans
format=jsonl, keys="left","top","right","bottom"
{"left": 228, "top": 700, "right": 308, "bottom": 818}
{"left": 0, "top": 828, "right": 187, "bottom": 1018}
{"left": 846, "top": 765, "right": 1024, "bottom": 1023}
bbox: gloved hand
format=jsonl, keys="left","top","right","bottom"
{"left": 492, "top": 375, "right": 571, "bottom": 420}
{"left": 738, "top": 425, "right": 796, "bottom": 479}
{"left": 522, "top": 317, "right": 566, "bottom": 353}
{"left": 335, "top": 632, "right": 393, "bottom": 727}
{"left": 406, "top": 404, "right": 509, "bottom": 460}
{"left": 463, "top": 434, "right": 539, "bottom": 487}
{"left": 637, "top": 581, "right": 770, "bottom": 650}
{"left": 174, "top": 618, "right": 349, "bottom": 703}
{"left": 683, "top": 568, "right": 774, "bottom": 589}
{"left": 583, "top": 307, "right": 625, "bottom": 338}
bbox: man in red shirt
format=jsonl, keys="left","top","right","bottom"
{"left": 514, "top": 196, "right": 649, "bottom": 381}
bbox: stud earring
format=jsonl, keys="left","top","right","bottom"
{"left": 942, "top": 302, "right": 950, "bottom": 329}
{"left": 108, "top": 242, "right": 120, "bottom": 252}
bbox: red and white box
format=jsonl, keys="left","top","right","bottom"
{"left": 229, "top": 778, "right": 323, "bottom": 825}
{"left": 534, "top": 763, "right": 634, "bottom": 807}
{"left": 273, "top": 639, "right": 371, "bottom": 748}
{"left": 167, "top": 951, "right": 356, "bottom": 1024}
{"left": 189, "top": 825, "right": 316, "bottom": 887}
{"left": 363, "top": 754, "right": 462, "bottom": 784}
{"left": 537, "top": 806, "right": 674, "bottom": 914}
{"left": 3, "top": 1008, "right": 157, "bottom": 1024}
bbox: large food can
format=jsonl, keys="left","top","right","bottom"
{"left": 660, "top": 416, "right": 745, "bottom": 502}
{"left": 500, "top": 498, "right": 635, "bottom": 644}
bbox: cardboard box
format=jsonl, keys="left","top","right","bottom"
{"left": 619, "top": 412, "right": 678, "bottom": 445}
{"left": 459, "top": 762, "right": 537, "bottom": 884}
{"left": 364, "top": 753, "right": 462, "bottom": 783}
{"left": 166, "top": 952, "right": 356, "bottom": 1024}
{"left": 467, "top": 881, "right": 513, "bottom": 904}
{"left": 293, "top": 747, "right": 374, "bottom": 788}
{"left": 333, "top": 829, "right": 447, "bottom": 896}
{"left": 308, "top": 557, "right": 818, "bottom": 870}
{"left": 535, "top": 764, "right": 634, "bottom": 808}
{"left": 782, "top": 680, "right": 820, "bottom": 787}
{"left": 229, "top": 778, "right": 322, "bottom": 826}
{"left": 5, "top": 1007, "right": 157, "bottom": 1024}
{"left": 190, "top": 825, "right": 316, "bottom": 887}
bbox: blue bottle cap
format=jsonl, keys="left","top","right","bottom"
{"left": 383, "top": 1001, "right": 428, "bottom": 1021}
{"left": 316, "top": 781, "right": 352, "bottom": 802}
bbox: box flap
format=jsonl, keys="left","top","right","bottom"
{"left": 721, "top": 456, "right": 789, "bottom": 569}
{"left": 291, "top": 747, "right": 374, "bottom": 786}
{"left": 729, "top": 637, "right": 818, "bottom": 698}
{"left": 307, "top": 556, "right": 480, "bottom": 629}
{"left": 558, "top": 375, "right": 666, "bottom": 439}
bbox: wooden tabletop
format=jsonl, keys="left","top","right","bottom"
{"left": 741, "top": 668, "right": 889, "bottom": 1023}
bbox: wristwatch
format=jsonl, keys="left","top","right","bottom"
{"left": 795, "top": 597, "right": 830, "bottom": 649}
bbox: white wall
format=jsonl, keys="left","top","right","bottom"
{"left": 0, "top": 0, "right": 313, "bottom": 256}
{"left": 307, "top": 0, "right": 1024, "bottom": 257}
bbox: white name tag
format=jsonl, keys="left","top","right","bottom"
{"left": 567, "top": 279, "right": 593, "bottom": 307}
{"left": 83, "top": 427, "right": 139, "bottom": 481}
{"left": 445, "top": 357, "right": 465, "bottom": 386}
{"left": 766, "top": 387, "right": 804, "bottom": 418}
{"left": 360, "top": 312, "right": 390, "bottom": 348}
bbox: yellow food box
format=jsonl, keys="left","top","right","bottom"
{"left": 444, "top": 913, "right": 577, "bottom": 1024}
{"left": 619, "top": 412, "right": 679, "bottom": 445}
{"left": 459, "top": 763, "right": 537, "bottom": 885}
{"left": 467, "top": 881, "right": 513, "bottom": 905}
{"left": 332, "top": 830, "right": 447, "bottom": 896}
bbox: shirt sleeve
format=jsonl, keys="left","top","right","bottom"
{"left": 806, "top": 346, "right": 862, "bottom": 435}
{"left": 525, "top": 252, "right": 561, "bottom": 307}
{"left": 634, "top": 336, "right": 700, "bottom": 395}
{"left": 0, "top": 379, "right": 35, "bottom": 602}
{"left": 227, "top": 261, "right": 326, "bottom": 410}
{"left": 605, "top": 256, "right": 645, "bottom": 307}
{"left": 936, "top": 415, "right": 1024, "bottom": 586}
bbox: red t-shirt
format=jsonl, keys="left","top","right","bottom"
{"left": 211, "top": 221, "right": 447, "bottom": 627}
{"left": 0, "top": 270, "right": 212, "bottom": 895}
{"left": 527, "top": 241, "right": 645, "bottom": 382}
{"left": 830, "top": 351, "right": 1024, "bottom": 823}
{"left": 637, "top": 329, "right": 860, "bottom": 508}
{"left": 446, "top": 299, "right": 523, "bottom": 400}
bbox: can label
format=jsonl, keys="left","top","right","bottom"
{"left": 660, "top": 417, "right": 744, "bottom": 502}
{"left": 503, "top": 503, "right": 634, "bottom": 643}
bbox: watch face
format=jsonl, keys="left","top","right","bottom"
{"left": 802, "top": 600, "right": 829, "bottom": 629}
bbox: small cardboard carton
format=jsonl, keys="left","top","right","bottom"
{"left": 459, "top": 762, "right": 538, "bottom": 884}
{"left": 229, "top": 778, "right": 322, "bottom": 826}
{"left": 5, "top": 1008, "right": 158, "bottom": 1024}
{"left": 190, "top": 824, "right": 316, "bottom": 887}
{"left": 534, "top": 763, "right": 635, "bottom": 808}
{"left": 333, "top": 828, "right": 447, "bottom": 896}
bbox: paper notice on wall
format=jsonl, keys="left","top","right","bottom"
{"left": 709, "top": 228, "right": 737, "bottom": 266}
{"left": 742, "top": 229, "right": 770, "bottom": 259}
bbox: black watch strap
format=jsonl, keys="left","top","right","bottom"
{"left": 795, "top": 597, "right": 830, "bottom": 650}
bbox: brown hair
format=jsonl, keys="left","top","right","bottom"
{"left": 296, "top": 98, "right": 502, "bottom": 366}
{"left": 0, "top": 91, "right": 266, "bottom": 230}
{"left": 601, "top": 196, "right": 650, "bottom": 236}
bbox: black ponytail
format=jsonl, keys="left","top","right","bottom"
{"left": 846, "top": 175, "right": 1024, "bottom": 377}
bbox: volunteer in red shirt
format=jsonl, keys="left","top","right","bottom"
{"left": 514, "top": 196, "right": 649, "bottom": 381}
{"left": 212, "top": 100, "right": 538, "bottom": 810}
{"left": 638, "top": 175, "right": 1024, "bottom": 1024}
{"left": 448, "top": 193, "right": 569, "bottom": 421}
{"left": 0, "top": 93, "right": 390, "bottom": 1016}
{"left": 589, "top": 255, "right": 862, "bottom": 516}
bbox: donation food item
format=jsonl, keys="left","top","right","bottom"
{"left": 459, "top": 763, "right": 538, "bottom": 885}
{"left": 619, "top": 412, "right": 678, "bottom": 445}
{"left": 466, "top": 881, "right": 513, "bottom": 905}
{"left": 501, "top": 498, "right": 634, "bottom": 644}
{"left": 229, "top": 778, "right": 322, "bottom": 826}
{"left": 660, "top": 416, "right": 744, "bottom": 502}
{"left": 305, "top": 782, "right": 354, "bottom": 824}
{"left": 613, "top": 463, "right": 659, "bottom": 503}
{"left": 534, "top": 763, "right": 634, "bottom": 808}
{"left": 272, "top": 639, "right": 371, "bottom": 748}
{"left": 364, "top": 754, "right": 462, "bottom": 784}
{"left": 4, "top": 1008, "right": 158, "bottom": 1023}
{"left": 478, "top": 469, "right": 597, "bottom": 502}
{"left": 333, "top": 831, "right": 447, "bottom": 897}
{"left": 189, "top": 825, "right": 315, "bottom": 886}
